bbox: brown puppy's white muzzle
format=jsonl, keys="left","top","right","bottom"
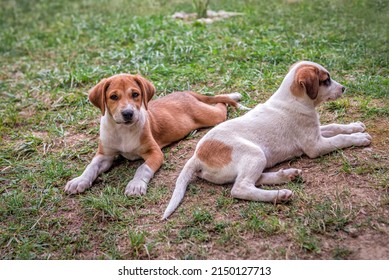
{"left": 121, "top": 108, "right": 134, "bottom": 123}
{"left": 112, "top": 105, "right": 138, "bottom": 125}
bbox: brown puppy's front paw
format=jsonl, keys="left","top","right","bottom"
{"left": 125, "top": 179, "right": 147, "bottom": 196}
{"left": 64, "top": 177, "right": 91, "bottom": 194}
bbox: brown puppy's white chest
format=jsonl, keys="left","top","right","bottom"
{"left": 99, "top": 113, "right": 145, "bottom": 160}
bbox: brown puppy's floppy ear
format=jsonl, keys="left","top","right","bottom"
{"left": 88, "top": 78, "right": 110, "bottom": 115}
{"left": 290, "top": 65, "right": 320, "bottom": 99}
{"left": 132, "top": 74, "right": 155, "bottom": 110}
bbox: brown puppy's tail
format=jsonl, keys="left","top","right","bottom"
{"left": 188, "top": 91, "right": 240, "bottom": 108}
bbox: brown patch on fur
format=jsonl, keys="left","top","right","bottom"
{"left": 290, "top": 65, "right": 320, "bottom": 99}
{"left": 197, "top": 139, "right": 232, "bottom": 168}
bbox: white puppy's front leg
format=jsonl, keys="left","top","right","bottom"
{"left": 65, "top": 154, "right": 114, "bottom": 194}
{"left": 320, "top": 121, "right": 366, "bottom": 137}
{"left": 125, "top": 163, "right": 154, "bottom": 196}
{"left": 305, "top": 132, "right": 371, "bottom": 158}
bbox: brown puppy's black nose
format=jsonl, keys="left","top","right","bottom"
{"left": 342, "top": 86, "right": 346, "bottom": 93}
{"left": 122, "top": 109, "right": 134, "bottom": 121}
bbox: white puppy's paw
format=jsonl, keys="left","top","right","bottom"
{"left": 350, "top": 121, "right": 366, "bottom": 133}
{"left": 125, "top": 179, "right": 147, "bottom": 196}
{"left": 280, "top": 168, "right": 302, "bottom": 181}
{"left": 65, "top": 177, "right": 91, "bottom": 194}
{"left": 352, "top": 132, "right": 372, "bottom": 146}
{"left": 274, "top": 189, "right": 293, "bottom": 203}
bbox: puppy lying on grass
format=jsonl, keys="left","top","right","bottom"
{"left": 163, "top": 61, "right": 371, "bottom": 219}
{"left": 65, "top": 74, "right": 243, "bottom": 196}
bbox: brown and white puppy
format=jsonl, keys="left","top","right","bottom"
{"left": 163, "top": 61, "right": 372, "bottom": 219}
{"left": 65, "top": 74, "right": 243, "bottom": 196}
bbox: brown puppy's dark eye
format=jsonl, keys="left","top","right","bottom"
{"left": 132, "top": 92, "right": 139, "bottom": 98}
{"left": 110, "top": 94, "right": 118, "bottom": 101}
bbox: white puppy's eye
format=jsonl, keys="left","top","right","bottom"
{"left": 132, "top": 92, "right": 139, "bottom": 98}
{"left": 110, "top": 94, "right": 119, "bottom": 100}
{"left": 320, "top": 77, "right": 331, "bottom": 86}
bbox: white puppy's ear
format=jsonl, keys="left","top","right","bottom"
{"left": 132, "top": 75, "right": 156, "bottom": 110}
{"left": 89, "top": 78, "right": 110, "bottom": 115}
{"left": 291, "top": 65, "right": 319, "bottom": 99}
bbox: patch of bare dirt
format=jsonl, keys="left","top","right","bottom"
{"left": 57, "top": 198, "right": 85, "bottom": 235}
{"left": 344, "top": 229, "right": 389, "bottom": 259}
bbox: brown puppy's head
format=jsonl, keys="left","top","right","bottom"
{"left": 89, "top": 74, "right": 155, "bottom": 125}
{"left": 290, "top": 62, "right": 345, "bottom": 106}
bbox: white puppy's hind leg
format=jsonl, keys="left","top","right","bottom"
{"left": 232, "top": 183, "right": 293, "bottom": 203}
{"left": 230, "top": 149, "right": 293, "bottom": 203}
{"left": 256, "top": 168, "right": 302, "bottom": 185}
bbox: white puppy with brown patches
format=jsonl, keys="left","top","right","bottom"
{"left": 163, "top": 61, "right": 372, "bottom": 219}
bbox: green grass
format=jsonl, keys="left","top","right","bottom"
{"left": 1, "top": 0, "right": 388, "bottom": 260}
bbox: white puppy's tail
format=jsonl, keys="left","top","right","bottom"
{"left": 162, "top": 156, "right": 199, "bottom": 220}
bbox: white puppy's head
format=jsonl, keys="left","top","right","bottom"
{"left": 288, "top": 61, "right": 345, "bottom": 106}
